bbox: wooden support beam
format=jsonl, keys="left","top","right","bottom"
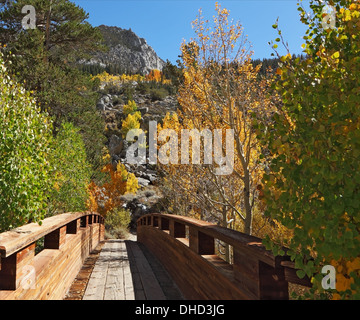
{"left": 44, "top": 226, "right": 67, "bottom": 250}
{"left": 258, "top": 260, "right": 289, "bottom": 300}
{"left": 189, "top": 228, "right": 214, "bottom": 255}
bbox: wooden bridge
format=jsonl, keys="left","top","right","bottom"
{"left": 0, "top": 212, "right": 310, "bottom": 300}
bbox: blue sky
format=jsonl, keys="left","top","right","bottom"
{"left": 73, "top": 0, "right": 309, "bottom": 64}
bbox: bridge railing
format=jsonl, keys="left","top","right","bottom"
{"left": 137, "top": 213, "right": 311, "bottom": 300}
{"left": 0, "top": 212, "right": 104, "bottom": 300}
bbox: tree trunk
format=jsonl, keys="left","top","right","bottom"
{"left": 221, "top": 206, "right": 230, "bottom": 262}
{"left": 243, "top": 169, "right": 252, "bottom": 235}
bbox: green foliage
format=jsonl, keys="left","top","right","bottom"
{"left": 105, "top": 207, "right": 131, "bottom": 231}
{"left": 135, "top": 81, "right": 174, "bottom": 98}
{"left": 0, "top": 0, "right": 107, "bottom": 182}
{"left": 162, "top": 59, "right": 184, "bottom": 89}
{"left": 258, "top": 0, "right": 360, "bottom": 299}
{"left": 0, "top": 0, "right": 105, "bottom": 64}
{"left": 104, "top": 207, "right": 131, "bottom": 239}
{"left": 0, "top": 53, "right": 53, "bottom": 231}
{"left": 150, "top": 87, "right": 168, "bottom": 101}
{"left": 48, "top": 122, "right": 92, "bottom": 215}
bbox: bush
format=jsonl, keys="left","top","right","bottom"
{"left": 123, "top": 100, "right": 138, "bottom": 115}
{"left": 150, "top": 87, "right": 168, "bottom": 101}
{"left": 0, "top": 53, "right": 53, "bottom": 231}
{"left": 103, "top": 83, "right": 120, "bottom": 95}
{"left": 104, "top": 207, "right": 131, "bottom": 239}
{"left": 120, "top": 111, "right": 141, "bottom": 138}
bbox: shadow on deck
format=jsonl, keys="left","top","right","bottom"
{"left": 65, "top": 237, "right": 183, "bottom": 300}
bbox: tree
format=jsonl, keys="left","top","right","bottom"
{"left": 258, "top": 0, "right": 360, "bottom": 299}
{"left": 0, "top": 0, "right": 104, "bottom": 64}
{"left": 87, "top": 152, "right": 139, "bottom": 216}
{"left": 48, "top": 122, "right": 92, "bottom": 215}
{"left": 0, "top": 52, "right": 53, "bottom": 231}
{"left": 0, "top": 0, "right": 106, "bottom": 180}
{"left": 158, "top": 3, "right": 276, "bottom": 237}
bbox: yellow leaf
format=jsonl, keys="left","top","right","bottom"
{"left": 332, "top": 51, "right": 340, "bottom": 59}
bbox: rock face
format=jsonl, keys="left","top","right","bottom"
{"left": 86, "top": 25, "right": 165, "bottom": 74}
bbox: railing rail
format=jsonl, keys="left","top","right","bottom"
{"left": 0, "top": 211, "right": 104, "bottom": 300}
{"left": 137, "top": 213, "right": 311, "bottom": 300}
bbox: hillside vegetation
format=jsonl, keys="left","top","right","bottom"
{"left": 0, "top": 0, "right": 359, "bottom": 299}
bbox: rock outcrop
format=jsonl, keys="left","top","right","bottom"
{"left": 82, "top": 25, "right": 165, "bottom": 75}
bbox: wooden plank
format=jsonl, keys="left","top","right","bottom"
{"left": 125, "top": 241, "right": 145, "bottom": 300}
{"left": 123, "top": 253, "right": 135, "bottom": 300}
{"left": 281, "top": 261, "right": 312, "bottom": 287}
{"left": 104, "top": 240, "right": 125, "bottom": 300}
{"left": 83, "top": 240, "right": 135, "bottom": 300}
{"left": 126, "top": 241, "right": 165, "bottom": 300}
{"left": 83, "top": 241, "right": 111, "bottom": 300}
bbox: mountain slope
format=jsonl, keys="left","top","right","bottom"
{"left": 83, "top": 25, "right": 165, "bottom": 75}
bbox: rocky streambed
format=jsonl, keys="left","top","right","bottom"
{"left": 98, "top": 91, "right": 179, "bottom": 227}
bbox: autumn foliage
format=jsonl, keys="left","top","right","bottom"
{"left": 158, "top": 3, "right": 279, "bottom": 240}
{"left": 87, "top": 152, "right": 138, "bottom": 216}
{"left": 258, "top": 0, "right": 360, "bottom": 299}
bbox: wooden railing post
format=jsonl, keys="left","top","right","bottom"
{"left": 258, "top": 260, "right": 289, "bottom": 300}
{"left": 189, "top": 227, "right": 214, "bottom": 255}
{"left": 0, "top": 243, "right": 35, "bottom": 290}
{"left": 233, "top": 248, "right": 260, "bottom": 299}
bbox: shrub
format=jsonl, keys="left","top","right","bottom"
{"left": 104, "top": 207, "right": 132, "bottom": 239}
{"left": 150, "top": 87, "right": 168, "bottom": 101}
{"left": 120, "top": 111, "right": 141, "bottom": 138}
{"left": 123, "top": 100, "right": 138, "bottom": 115}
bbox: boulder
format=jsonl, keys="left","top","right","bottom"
{"left": 137, "top": 177, "right": 151, "bottom": 187}
{"left": 109, "top": 135, "right": 123, "bottom": 156}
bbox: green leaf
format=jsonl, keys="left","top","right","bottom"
{"left": 296, "top": 270, "right": 306, "bottom": 279}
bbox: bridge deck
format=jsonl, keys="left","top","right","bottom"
{"left": 69, "top": 237, "right": 183, "bottom": 300}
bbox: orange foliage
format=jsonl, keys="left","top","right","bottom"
{"left": 87, "top": 155, "right": 139, "bottom": 216}
{"left": 145, "top": 69, "right": 162, "bottom": 82}
{"left": 331, "top": 257, "right": 360, "bottom": 299}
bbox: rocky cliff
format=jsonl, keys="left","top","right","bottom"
{"left": 83, "top": 25, "right": 165, "bottom": 75}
